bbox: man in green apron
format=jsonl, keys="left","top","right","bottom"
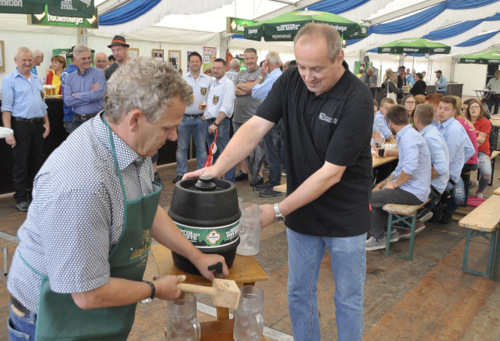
{"left": 7, "top": 58, "right": 229, "bottom": 340}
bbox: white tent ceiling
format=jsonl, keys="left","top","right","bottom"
{"left": 0, "top": 0, "right": 499, "bottom": 57}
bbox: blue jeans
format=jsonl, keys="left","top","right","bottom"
{"left": 263, "top": 122, "right": 282, "bottom": 186}
{"left": 176, "top": 115, "right": 207, "bottom": 175}
{"left": 7, "top": 302, "right": 37, "bottom": 340}
{"left": 445, "top": 177, "right": 465, "bottom": 214}
{"left": 488, "top": 94, "right": 500, "bottom": 115}
{"left": 206, "top": 118, "right": 234, "bottom": 182}
{"left": 71, "top": 114, "right": 96, "bottom": 132}
{"left": 287, "top": 228, "right": 366, "bottom": 341}
{"left": 477, "top": 152, "right": 492, "bottom": 193}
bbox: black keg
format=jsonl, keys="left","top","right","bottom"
{"left": 168, "top": 176, "right": 241, "bottom": 274}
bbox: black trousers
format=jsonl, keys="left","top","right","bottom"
{"left": 11, "top": 120, "right": 45, "bottom": 203}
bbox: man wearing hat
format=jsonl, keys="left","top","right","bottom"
{"left": 434, "top": 70, "right": 447, "bottom": 96}
{"left": 105, "top": 35, "right": 130, "bottom": 80}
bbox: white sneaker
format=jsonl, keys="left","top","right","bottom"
{"left": 476, "top": 192, "right": 484, "bottom": 198}
{"left": 469, "top": 180, "right": 479, "bottom": 188}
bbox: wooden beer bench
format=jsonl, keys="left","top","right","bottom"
{"left": 151, "top": 245, "right": 271, "bottom": 340}
{"left": 383, "top": 200, "right": 429, "bottom": 261}
{"left": 458, "top": 195, "right": 500, "bottom": 278}
{"left": 493, "top": 186, "right": 500, "bottom": 196}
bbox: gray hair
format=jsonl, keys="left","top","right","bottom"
{"left": 15, "top": 47, "right": 32, "bottom": 59}
{"left": 32, "top": 49, "right": 44, "bottom": 58}
{"left": 229, "top": 59, "right": 240, "bottom": 68}
{"left": 366, "top": 67, "right": 374, "bottom": 72}
{"left": 266, "top": 51, "right": 282, "bottom": 66}
{"left": 294, "top": 23, "right": 341, "bottom": 62}
{"left": 73, "top": 44, "right": 91, "bottom": 58}
{"left": 105, "top": 57, "right": 193, "bottom": 124}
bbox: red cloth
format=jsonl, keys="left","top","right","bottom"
{"left": 456, "top": 117, "right": 478, "bottom": 164}
{"left": 467, "top": 196, "right": 488, "bottom": 207}
{"left": 473, "top": 118, "right": 492, "bottom": 156}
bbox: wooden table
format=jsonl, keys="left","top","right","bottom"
{"left": 493, "top": 186, "right": 500, "bottom": 196}
{"left": 273, "top": 155, "right": 398, "bottom": 194}
{"left": 152, "top": 245, "right": 268, "bottom": 290}
{"left": 152, "top": 244, "right": 269, "bottom": 340}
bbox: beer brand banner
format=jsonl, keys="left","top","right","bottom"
{"left": 0, "top": 0, "right": 94, "bottom": 18}
{"left": 28, "top": 5, "right": 98, "bottom": 28}
{"left": 226, "top": 17, "right": 257, "bottom": 34}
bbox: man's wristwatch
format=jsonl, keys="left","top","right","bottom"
{"left": 140, "top": 280, "right": 156, "bottom": 303}
{"left": 273, "top": 203, "right": 285, "bottom": 223}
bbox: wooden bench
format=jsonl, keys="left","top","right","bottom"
{"left": 493, "top": 186, "right": 500, "bottom": 196}
{"left": 382, "top": 200, "right": 429, "bottom": 261}
{"left": 459, "top": 195, "right": 500, "bottom": 278}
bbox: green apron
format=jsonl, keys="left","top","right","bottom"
{"left": 30, "top": 114, "right": 162, "bottom": 340}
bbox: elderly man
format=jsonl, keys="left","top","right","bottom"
{"left": 486, "top": 70, "right": 500, "bottom": 115}
{"left": 251, "top": 51, "right": 283, "bottom": 198}
{"left": 94, "top": 52, "right": 108, "bottom": 71}
{"left": 360, "top": 66, "right": 377, "bottom": 87}
{"left": 64, "top": 44, "right": 106, "bottom": 132}
{"left": 31, "top": 49, "right": 44, "bottom": 76}
{"left": 6, "top": 58, "right": 228, "bottom": 340}
{"left": 225, "top": 58, "right": 240, "bottom": 81}
{"left": 232, "top": 48, "right": 262, "bottom": 185}
{"left": 367, "top": 105, "right": 431, "bottom": 250}
{"left": 105, "top": 35, "right": 130, "bottom": 80}
{"left": 435, "top": 70, "right": 447, "bottom": 95}
{"left": 1, "top": 47, "right": 50, "bottom": 212}
{"left": 173, "top": 51, "right": 211, "bottom": 183}
{"left": 186, "top": 23, "right": 373, "bottom": 340}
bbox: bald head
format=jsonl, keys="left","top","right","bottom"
{"left": 95, "top": 52, "right": 108, "bottom": 71}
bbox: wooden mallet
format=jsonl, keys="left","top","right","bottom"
{"left": 177, "top": 279, "right": 241, "bottom": 310}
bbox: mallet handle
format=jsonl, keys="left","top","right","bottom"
{"left": 178, "top": 283, "right": 216, "bottom": 296}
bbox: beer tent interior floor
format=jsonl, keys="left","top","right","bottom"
{"left": 1, "top": 159, "right": 500, "bottom": 340}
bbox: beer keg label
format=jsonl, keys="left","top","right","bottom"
{"left": 173, "top": 220, "right": 240, "bottom": 248}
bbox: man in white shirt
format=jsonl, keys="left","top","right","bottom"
{"left": 173, "top": 52, "right": 212, "bottom": 183}
{"left": 486, "top": 70, "right": 500, "bottom": 115}
{"left": 202, "top": 58, "right": 236, "bottom": 181}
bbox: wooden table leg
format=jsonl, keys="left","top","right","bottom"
{"left": 216, "top": 307, "right": 230, "bottom": 320}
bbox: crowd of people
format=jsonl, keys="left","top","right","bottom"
{"left": 367, "top": 90, "right": 494, "bottom": 250}
{"left": 1, "top": 22, "right": 498, "bottom": 340}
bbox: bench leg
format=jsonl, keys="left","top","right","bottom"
{"left": 462, "top": 229, "right": 496, "bottom": 278}
{"left": 407, "top": 215, "right": 416, "bottom": 261}
{"left": 492, "top": 230, "right": 500, "bottom": 281}
{"left": 385, "top": 213, "right": 393, "bottom": 257}
{"left": 490, "top": 157, "right": 496, "bottom": 186}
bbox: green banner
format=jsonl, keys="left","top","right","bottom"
{"left": 226, "top": 17, "right": 257, "bottom": 34}
{"left": 29, "top": 5, "right": 98, "bottom": 28}
{"left": 0, "top": 0, "right": 94, "bottom": 18}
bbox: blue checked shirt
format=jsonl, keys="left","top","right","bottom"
{"left": 7, "top": 115, "right": 155, "bottom": 312}
{"left": 63, "top": 67, "right": 106, "bottom": 115}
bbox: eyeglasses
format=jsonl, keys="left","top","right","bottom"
{"left": 406, "top": 101, "right": 416, "bottom": 104}
{"left": 469, "top": 105, "right": 481, "bottom": 110}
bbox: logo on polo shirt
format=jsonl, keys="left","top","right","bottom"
{"left": 319, "top": 112, "right": 332, "bottom": 123}
{"left": 213, "top": 96, "right": 219, "bottom": 105}
{"left": 200, "top": 87, "right": 207, "bottom": 96}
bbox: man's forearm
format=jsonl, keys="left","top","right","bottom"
{"left": 2, "top": 111, "right": 12, "bottom": 128}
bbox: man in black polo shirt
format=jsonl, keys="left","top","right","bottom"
{"left": 185, "top": 23, "right": 372, "bottom": 340}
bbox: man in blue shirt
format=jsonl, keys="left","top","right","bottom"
{"left": 433, "top": 96, "right": 475, "bottom": 224}
{"left": 1, "top": 47, "right": 50, "bottom": 211}
{"left": 373, "top": 97, "right": 395, "bottom": 141}
{"left": 367, "top": 105, "right": 431, "bottom": 251}
{"left": 435, "top": 70, "right": 447, "bottom": 95}
{"left": 252, "top": 51, "right": 283, "bottom": 198}
{"left": 60, "top": 46, "right": 78, "bottom": 134}
{"left": 173, "top": 52, "right": 212, "bottom": 183}
{"left": 64, "top": 44, "right": 106, "bottom": 132}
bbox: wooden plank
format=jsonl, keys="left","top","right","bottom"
{"left": 491, "top": 150, "right": 500, "bottom": 160}
{"left": 372, "top": 155, "right": 398, "bottom": 168}
{"left": 197, "top": 319, "right": 272, "bottom": 341}
{"left": 151, "top": 245, "right": 268, "bottom": 286}
{"left": 458, "top": 195, "right": 500, "bottom": 231}
{"left": 382, "top": 201, "right": 428, "bottom": 216}
{"left": 273, "top": 155, "right": 399, "bottom": 194}
{"left": 494, "top": 186, "right": 500, "bottom": 196}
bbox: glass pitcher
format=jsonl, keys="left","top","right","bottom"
{"left": 166, "top": 293, "right": 201, "bottom": 341}
{"left": 233, "top": 286, "right": 265, "bottom": 341}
